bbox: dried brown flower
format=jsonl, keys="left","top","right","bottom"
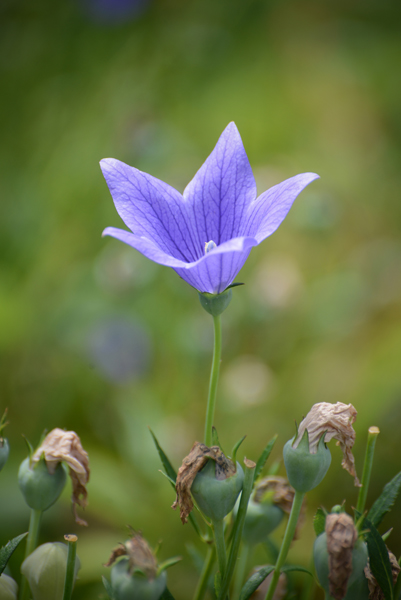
{"left": 32, "top": 428, "right": 90, "bottom": 525}
{"left": 325, "top": 513, "right": 358, "bottom": 600}
{"left": 172, "top": 441, "right": 236, "bottom": 524}
{"left": 105, "top": 532, "right": 158, "bottom": 580}
{"left": 293, "top": 402, "right": 360, "bottom": 486}
{"left": 364, "top": 550, "right": 400, "bottom": 600}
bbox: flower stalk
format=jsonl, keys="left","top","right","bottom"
{"left": 63, "top": 535, "right": 78, "bottom": 600}
{"left": 264, "top": 490, "right": 305, "bottom": 600}
{"left": 192, "top": 546, "right": 216, "bottom": 600}
{"left": 213, "top": 518, "right": 227, "bottom": 577}
{"left": 19, "top": 508, "right": 42, "bottom": 600}
{"left": 356, "top": 426, "right": 380, "bottom": 515}
{"left": 204, "top": 315, "right": 222, "bottom": 447}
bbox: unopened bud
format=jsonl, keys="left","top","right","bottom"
{"left": 18, "top": 458, "right": 67, "bottom": 511}
{"left": 21, "top": 542, "right": 80, "bottom": 600}
{"left": 0, "top": 574, "right": 18, "bottom": 600}
{"left": 111, "top": 559, "right": 167, "bottom": 600}
{"left": 0, "top": 438, "right": 9, "bottom": 471}
{"left": 283, "top": 430, "right": 331, "bottom": 493}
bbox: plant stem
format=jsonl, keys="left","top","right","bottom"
{"left": 218, "top": 459, "right": 256, "bottom": 600}
{"left": 63, "top": 535, "right": 78, "bottom": 600}
{"left": 192, "top": 545, "right": 216, "bottom": 600}
{"left": 204, "top": 315, "right": 222, "bottom": 447}
{"left": 356, "top": 426, "right": 380, "bottom": 515}
{"left": 19, "top": 508, "right": 42, "bottom": 600}
{"left": 213, "top": 519, "right": 227, "bottom": 578}
{"left": 232, "top": 543, "right": 249, "bottom": 600}
{"left": 264, "top": 490, "right": 305, "bottom": 600}
{"left": 394, "top": 570, "right": 401, "bottom": 600}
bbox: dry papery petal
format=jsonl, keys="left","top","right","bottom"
{"left": 254, "top": 476, "right": 306, "bottom": 539}
{"left": 294, "top": 402, "right": 360, "bottom": 486}
{"left": 32, "top": 428, "right": 90, "bottom": 525}
{"left": 105, "top": 532, "right": 158, "bottom": 579}
{"left": 326, "top": 513, "right": 358, "bottom": 600}
{"left": 364, "top": 550, "right": 400, "bottom": 600}
{"left": 172, "top": 441, "right": 236, "bottom": 524}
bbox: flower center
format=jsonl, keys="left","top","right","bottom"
{"left": 204, "top": 240, "right": 217, "bottom": 254}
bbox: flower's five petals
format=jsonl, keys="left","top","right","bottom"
{"left": 101, "top": 123, "right": 319, "bottom": 294}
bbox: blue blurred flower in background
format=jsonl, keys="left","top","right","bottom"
{"left": 101, "top": 123, "right": 319, "bottom": 294}
{"left": 83, "top": 0, "right": 151, "bottom": 24}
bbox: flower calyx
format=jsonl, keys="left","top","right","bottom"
{"left": 198, "top": 288, "right": 233, "bottom": 316}
{"left": 172, "top": 441, "right": 243, "bottom": 523}
{"left": 105, "top": 532, "right": 158, "bottom": 580}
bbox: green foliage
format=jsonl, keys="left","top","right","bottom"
{"left": 211, "top": 427, "right": 225, "bottom": 454}
{"left": 0, "top": 533, "right": 28, "bottom": 575}
{"left": 102, "top": 576, "right": 115, "bottom": 600}
{"left": 254, "top": 436, "right": 278, "bottom": 482}
{"left": 368, "top": 472, "right": 401, "bottom": 528}
{"left": 231, "top": 435, "right": 246, "bottom": 465}
{"left": 149, "top": 429, "right": 177, "bottom": 485}
{"left": 160, "top": 589, "right": 176, "bottom": 600}
{"left": 313, "top": 507, "right": 327, "bottom": 536}
{"left": 239, "top": 565, "right": 274, "bottom": 600}
{"left": 363, "top": 516, "right": 394, "bottom": 600}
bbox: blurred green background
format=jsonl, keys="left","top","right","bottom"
{"left": 1, "top": 0, "right": 401, "bottom": 597}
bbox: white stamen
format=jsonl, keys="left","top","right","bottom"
{"left": 204, "top": 240, "right": 217, "bottom": 254}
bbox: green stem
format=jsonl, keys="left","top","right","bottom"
{"left": 204, "top": 315, "right": 222, "bottom": 447}
{"left": 19, "top": 508, "right": 42, "bottom": 600}
{"left": 218, "top": 459, "right": 256, "bottom": 600}
{"left": 394, "top": 569, "right": 401, "bottom": 600}
{"left": 264, "top": 490, "right": 305, "bottom": 600}
{"left": 213, "top": 519, "right": 227, "bottom": 578}
{"left": 356, "top": 426, "right": 380, "bottom": 515}
{"left": 63, "top": 535, "right": 78, "bottom": 600}
{"left": 232, "top": 543, "right": 250, "bottom": 600}
{"left": 192, "top": 545, "right": 216, "bottom": 600}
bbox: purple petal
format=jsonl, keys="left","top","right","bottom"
{"left": 100, "top": 158, "right": 199, "bottom": 262}
{"left": 243, "top": 173, "right": 319, "bottom": 242}
{"left": 183, "top": 123, "right": 257, "bottom": 253}
{"left": 174, "top": 236, "right": 258, "bottom": 294}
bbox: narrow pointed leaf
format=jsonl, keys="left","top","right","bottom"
{"left": 254, "top": 435, "right": 278, "bottom": 481}
{"left": 232, "top": 435, "right": 246, "bottom": 465}
{"left": 368, "top": 471, "right": 401, "bottom": 528}
{"left": 157, "top": 556, "right": 182, "bottom": 575}
{"left": 239, "top": 565, "right": 275, "bottom": 600}
{"left": 225, "top": 282, "right": 245, "bottom": 290}
{"left": 149, "top": 428, "right": 177, "bottom": 483}
{"left": 102, "top": 576, "right": 116, "bottom": 600}
{"left": 281, "top": 565, "right": 312, "bottom": 576}
{"left": 313, "top": 508, "right": 327, "bottom": 536}
{"left": 159, "top": 470, "right": 177, "bottom": 487}
{"left": 0, "top": 532, "right": 28, "bottom": 575}
{"left": 160, "top": 589, "right": 176, "bottom": 600}
{"left": 363, "top": 516, "right": 394, "bottom": 600}
{"left": 212, "top": 427, "right": 225, "bottom": 454}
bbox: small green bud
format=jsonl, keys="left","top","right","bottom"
{"left": 283, "top": 431, "right": 331, "bottom": 493}
{"left": 198, "top": 288, "right": 232, "bottom": 316}
{"left": 191, "top": 458, "right": 244, "bottom": 521}
{"left": 21, "top": 542, "right": 80, "bottom": 600}
{"left": 0, "top": 438, "right": 10, "bottom": 471}
{"left": 240, "top": 498, "right": 283, "bottom": 545}
{"left": 111, "top": 558, "right": 167, "bottom": 600}
{"left": 18, "top": 457, "right": 67, "bottom": 511}
{"left": 0, "top": 574, "right": 18, "bottom": 600}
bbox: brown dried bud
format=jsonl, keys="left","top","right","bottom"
{"left": 293, "top": 402, "right": 360, "bottom": 486}
{"left": 364, "top": 550, "right": 400, "bottom": 600}
{"left": 326, "top": 513, "right": 358, "bottom": 600}
{"left": 32, "top": 428, "right": 90, "bottom": 525}
{"left": 172, "top": 442, "right": 237, "bottom": 524}
{"left": 105, "top": 532, "right": 158, "bottom": 580}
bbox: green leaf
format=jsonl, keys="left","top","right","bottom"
{"left": 160, "top": 589, "right": 177, "bottom": 600}
{"left": 157, "top": 556, "right": 182, "bottom": 575}
{"left": 212, "top": 427, "right": 225, "bottom": 454}
{"left": 225, "top": 282, "right": 245, "bottom": 290}
{"left": 102, "top": 576, "right": 115, "bottom": 600}
{"left": 215, "top": 571, "right": 222, "bottom": 597}
{"left": 239, "top": 565, "right": 275, "bottom": 600}
{"left": 368, "top": 471, "right": 401, "bottom": 528}
{"left": 0, "top": 532, "right": 28, "bottom": 575}
{"left": 363, "top": 516, "right": 394, "bottom": 600}
{"left": 254, "top": 435, "right": 278, "bottom": 481}
{"left": 232, "top": 435, "right": 246, "bottom": 465}
{"left": 149, "top": 428, "right": 177, "bottom": 484}
{"left": 158, "top": 470, "right": 177, "bottom": 487}
{"left": 281, "top": 565, "right": 312, "bottom": 576}
{"left": 313, "top": 507, "right": 327, "bottom": 536}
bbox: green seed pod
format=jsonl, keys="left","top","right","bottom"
{"left": 283, "top": 431, "right": 331, "bottom": 493}
{"left": 18, "top": 458, "right": 67, "bottom": 511}
{"left": 21, "top": 542, "right": 80, "bottom": 600}
{"left": 0, "top": 574, "right": 18, "bottom": 600}
{"left": 198, "top": 288, "right": 232, "bottom": 316}
{"left": 111, "top": 558, "right": 167, "bottom": 600}
{"left": 0, "top": 438, "right": 9, "bottom": 471}
{"left": 191, "top": 459, "right": 244, "bottom": 521}
{"left": 240, "top": 498, "right": 283, "bottom": 545}
{"left": 314, "top": 533, "right": 369, "bottom": 599}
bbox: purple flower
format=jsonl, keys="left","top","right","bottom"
{"left": 101, "top": 123, "right": 319, "bottom": 294}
